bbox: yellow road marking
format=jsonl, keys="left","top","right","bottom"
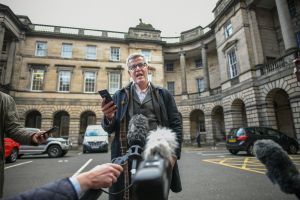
{"left": 203, "top": 155, "right": 300, "bottom": 174}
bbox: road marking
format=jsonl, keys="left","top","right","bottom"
{"left": 203, "top": 155, "right": 300, "bottom": 174}
{"left": 4, "top": 161, "right": 33, "bottom": 169}
{"left": 197, "top": 152, "right": 231, "bottom": 156}
{"left": 72, "top": 158, "right": 93, "bottom": 177}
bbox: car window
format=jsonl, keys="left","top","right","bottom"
{"left": 236, "top": 128, "right": 246, "bottom": 136}
{"left": 85, "top": 129, "right": 107, "bottom": 136}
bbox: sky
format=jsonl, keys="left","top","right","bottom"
{"left": 1, "top": 0, "right": 219, "bottom": 37}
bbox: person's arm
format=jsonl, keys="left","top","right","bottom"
{"left": 4, "top": 95, "right": 48, "bottom": 145}
{"left": 7, "top": 163, "right": 123, "bottom": 200}
{"left": 6, "top": 178, "right": 78, "bottom": 200}
{"left": 164, "top": 90, "right": 183, "bottom": 160}
{"left": 4, "top": 95, "right": 33, "bottom": 145}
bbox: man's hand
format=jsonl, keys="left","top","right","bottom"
{"left": 101, "top": 98, "right": 117, "bottom": 121}
{"left": 31, "top": 131, "right": 49, "bottom": 145}
{"left": 77, "top": 163, "right": 123, "bottom": 192}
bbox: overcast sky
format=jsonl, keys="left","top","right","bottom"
{"left": 1, "top": 0, "right": 219, "bottom": 36}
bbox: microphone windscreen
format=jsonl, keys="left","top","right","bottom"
{"left": 143, "top": 127, "right": 178, "bottom": 160}
{"left": 253, "top": 139, "right": 300, "bottom": 195}
{"left": 127, "top": 114, "right": 149, "bottom": 147}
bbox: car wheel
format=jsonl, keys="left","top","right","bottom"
{"left": 47, "top": 145, "right": 62, "bottom": 158}
{"left": 247, "top": 144, "right": 254, "bottom": 156}
{"left": 6, "top": 148, "right": 18, "bottom": 163}
{"left": 229, "top": 149, "right": 239, "bottom": 155}
{"left": 288, "top": 144, "right": 298, "bottom": 154}
{"left": 83, "top": 147, "right": 87, "bottom": 154}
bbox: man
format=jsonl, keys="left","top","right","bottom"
{"left": 101, "top": 53, "right": 182, "bottom": 200}
{"left": 0, "top": 91, "right": 49, "bottom": 197}
{"left": 6, "top": 163, "right": 123, "bottom": 200}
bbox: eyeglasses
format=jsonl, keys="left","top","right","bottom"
{"left": 128, "top": 62, "right": 147, "bottom": 71}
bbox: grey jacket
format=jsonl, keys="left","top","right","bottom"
{"left": 0, "top": 92, "right": 34, "bottom": 198}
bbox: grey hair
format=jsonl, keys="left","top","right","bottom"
{"left": 126, "top": 53, "right": 148, "bottom": 68}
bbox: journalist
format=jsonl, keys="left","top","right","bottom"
{"left": 5, "top": 163, "right": 123, "bottom": 200}
{"left": 101, "top": 53, "right": 182, "bottom": 200}
{"left": 0, "top": 91, "right": 49, "bottom": 198}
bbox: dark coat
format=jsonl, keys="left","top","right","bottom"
{"left": 5, "top": 178, "right": 78, "bottom": 200}
{"left": 102, "top": 82, "right": 182, "bottom": 199}
{"left": 0, "top": 92, "right": 34, "bottom": 198}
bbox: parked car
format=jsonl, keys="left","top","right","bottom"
{"left": 4, "top": 138, "right": 20, "bottom": 163}
{"left": 83, "top": 125, "right": 108, "bottom": 153}
{"left": 226, "top": 127, "right": 299, "bottom": 156}
{"left": 18, "top": 128, "right": 71, "bottom": 158}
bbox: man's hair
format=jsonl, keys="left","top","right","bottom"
{"left": 126, "top": 53, "right": 147, "bottom": 68}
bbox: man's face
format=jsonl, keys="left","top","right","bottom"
{"left": 127, "top": 56, "right": 149, "bottom": 86}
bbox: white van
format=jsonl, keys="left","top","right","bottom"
{"left": 82, "top": 125, "right": 109, "bottom": 153}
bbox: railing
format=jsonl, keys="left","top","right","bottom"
{"left": 256, "top": 49, "right": 299, "bottom": 76}
{"left": 30, "top": 24, "right": 126, "bottom": 39}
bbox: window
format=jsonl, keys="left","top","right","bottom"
{"left": 227, "top": 50, "right": 238, "bottom": 78}
{"left": 35, "top": 42, "right": 47, "bottom": 57}
{"left": 86, "top": 45, "right": 97, "bottom": 60}
{"left": 224, "top": 21, "right": 233, "bottom": 38}
{"left": 296, "top": 32, "right": 300, "bottom": 48}
{"left": 110, "top": 47, "right": 120, "bottom": 61}
{"left": 109, "top": 72, "right": 120, "bottom": 94}
{"left": 58, "top": 70, "right": 71, "bottom": 92}
{"left": 195, "top": 59, "right": 203, "bottom": 68}
{"left": 287, "top": 0, "right": 296, "bottom": 17}
{"left": 61, "top": 43, "right": 73, "bottom": 58}
{"left": 148, "top": 73, "right": 152, "bottom": 82}
{"left": 197, "top": 78, "right": 205, "bottom": 93}
{"left": 166, "top": 63, "right": 174, "bottom": 72}
{"left": 31, "top": 69, "right": 45, "bottom": 91}
{"left": 84, "top": 71, "right": 96, "bottom": 93}
{"left": 167, "top": 81, "right": 175, "bottom": 95}
{"left": 141, "top": 49, "right": 151, "bottom": 63}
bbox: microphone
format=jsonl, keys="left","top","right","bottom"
{"left": 253, "top": 139, "right": 300, "bottom": 199}
{"left": 133, "top": 127, "right": 178, "bottom": 200}
{"left": 143, "top": 127, "right": 178, "bottom": 160}
{"left": 127, "top": 114, "right": 149, "bottom": 177}
{"left": 79, "top": 114, "right": 148, "bottom": 200}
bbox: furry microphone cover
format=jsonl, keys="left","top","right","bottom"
{"left": 143, "top": 127, "right": 178, "bottom": 160}
{"left": 254, "top": 139, "right": 300, "bottom": 197}
{"left": 127, "top": 114, "right": 149, "bottom": 147}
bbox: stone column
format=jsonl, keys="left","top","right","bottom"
{"left": 4, "top": 40, "right": 16, "bottom": 85}
{"left": 0, "top": 25, "right": 5, "bottom": 53}
{"left": 275, "top": 0, "right": 297, "bottom": 51}
{"left": 179, "top": 51, "right": 188, "bottom": 95}
{"left": 201, "top": 44, "right": 210, "bottom": 91}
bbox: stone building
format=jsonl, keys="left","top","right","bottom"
{"left": 0, "top": 0, "right": 299, "bottom": 147}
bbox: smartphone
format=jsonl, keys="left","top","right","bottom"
{"left": 98, "top": 89, "right": 113, "bottom": 104}
{"left": 42, "top": 126, "right": 58, "bottom": 136}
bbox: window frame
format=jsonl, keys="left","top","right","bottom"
{"left": 108, "top": 72, "right": 121, "bottom": 94}
{"left": 58, "top": 70, "right": 71, "bottom": 92}
{"left": 61, "top": 43, "right": 73, "bottom": 58}
{"left": 141, "top": 49, "right": 151, "bottom": 63}
{"left": 86, "top": 45, "right": 97, "bottom": 60}
{"left": 196, "top": 78, "right": 205, "bottom": 93}
{"left": 35, "top": 41, "right": 47, "bottom": 57}
{"left": 224, "top": 21, "right": 233, "bottom": 39}
{"left": 84, "top": 71, "right": 96, "bottom": 93}
{"left": 165, "top": 63, "right": 174, "bottom": 72}
{"left": 31, "top": 68, "right": 45, "bottom": 91}
{"left": 167, "top": 81, "right": 175, "bottom": 95}
{"left": 110, "top": 47, "right": 120, "bottom": 61}
{"left": 227, "top": 49, "right": 238, "bottom": 79}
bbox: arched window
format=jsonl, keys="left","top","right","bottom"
{"left": 25, "top": 110, "right": 42, "bottom": 128}
{"left": 53, "top": 111, "right": 70, "bottom": 137}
